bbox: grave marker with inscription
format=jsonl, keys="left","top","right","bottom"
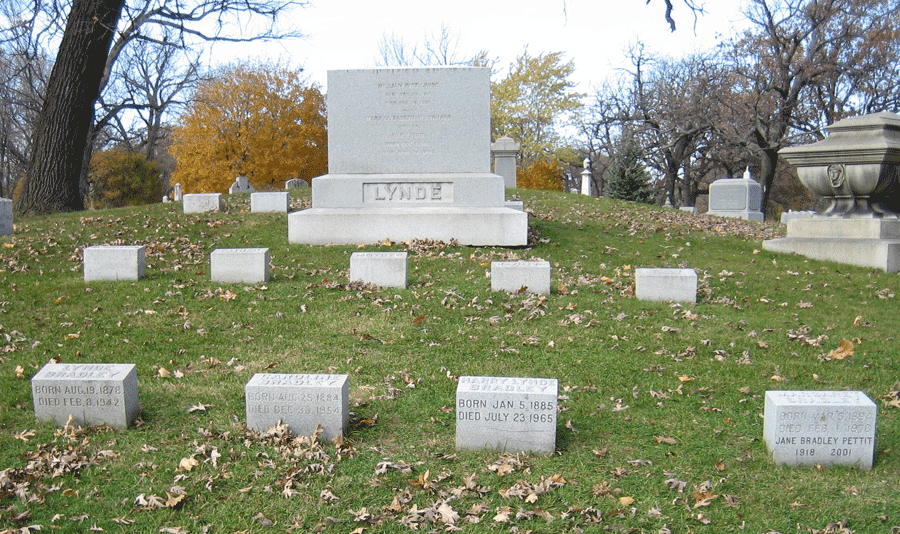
{"left": 245, "top": 373, "right": 349, "bottom": 441}
{"left": 288, "top": 67, "right": 526, "bottom": 246}
{"left": 763, "top": 390, "right": 877, "bottom": 469}
{"left": 456, "top": 376, "right": 557, "bottom": 454}
{"left": 350, "top": 251, "right": 408, "bottom": 288}
{"left": 32, "top": 363, "right": 139, "bottom": 428}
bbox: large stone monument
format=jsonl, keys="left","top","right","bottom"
{"left": 764, "top": 112, "right": 900, "bottom": 271}
{"left": 288, "top": 67, "right": 527, "bottom": 246}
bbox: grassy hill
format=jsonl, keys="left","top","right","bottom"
{"left": 1, "top": 189, "right": 898, "bottom": 533}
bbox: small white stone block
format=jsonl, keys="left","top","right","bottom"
{"left": 456, "top": 376, "right": 557, "bottom": 454}
{"left": 250, "top": 191, "right": 290, "bottom": 213}
{"left": 491, "top": 261, "right": 551, "bottom": 294}
{"left": 635, "top": 268, "right": 697, "bottom": 303}
{"left": 763, "top": 390, "right": 877, "bottom": 469}
{"left": 349, "top": 252, "right": 408, "bottom": 288}
{"left": 183, "top": 193, "right": 223, "bottom": 213}
{"left": 210, "top": 248, "right": 270, "bottom": 283}
{"left": 83, "top": 245, "right": 145, "bottom": 281}
{"left": 32, "top": 363, "right": 139, "bottom": 428}
{"left": 1, "top": 197, "right": 13, "bottom": 235}
{"left": 245, "top": 373, "right": 349, "bottom": 440}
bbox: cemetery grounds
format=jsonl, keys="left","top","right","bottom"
{"left": 0, "top": 188, "right": 899, "bottom": 533}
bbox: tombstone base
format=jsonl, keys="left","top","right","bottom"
{"left": 762, "top": 217, "right": 900, "bottom": 272}
{"left": 288, "top": 206, "right": 527, "bottom": 246}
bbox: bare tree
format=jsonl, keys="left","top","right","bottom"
{"left": 726, "top": 0, "right": 900, "bottom": 216}
{"left": 376, "top": 23, "right": 492, "bottom": 68}
{"left": 6, "top": 0, "right": 308, "bottom": 215}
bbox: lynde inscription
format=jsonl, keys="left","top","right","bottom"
{"left": 362, "top": 182, "right": 452, "bottom": 203}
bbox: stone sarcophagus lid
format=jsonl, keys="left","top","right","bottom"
{"left": 779, "top": 111, "right": 900, "bottom": 217}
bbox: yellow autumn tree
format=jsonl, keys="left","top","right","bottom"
{"left": 517, "top": 159, "right": 564, "bottom": 191}
{"left": 171, "top": 62, "right": 327, "bottom": 193}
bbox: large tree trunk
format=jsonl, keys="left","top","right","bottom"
{"left": 16, "top": 0, "right": 125, "bottom": 216}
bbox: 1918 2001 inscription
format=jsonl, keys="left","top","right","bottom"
{"left": 363, "top": 182, "right": 453, "bottom": 203}
{"left": 763, "top": 390, "right": 877, "bottom": 469}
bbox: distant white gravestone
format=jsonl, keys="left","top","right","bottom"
{"left": 228, "top": 176, "right": 255, "bottom": 194}
{"left": 288, "top": 67, "right": 527, "bottom": 246}
{"left": 707, "top": 169, "right": 764, "bottom": 221}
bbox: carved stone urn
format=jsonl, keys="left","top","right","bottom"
{"left": 779, "top": 111, "right": 900, "bottom": 217}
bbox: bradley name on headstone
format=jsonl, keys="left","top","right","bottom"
{"left": 245, "top": 373, "right": 349, "bottom": 440}
{"left": 32, "top": 363, "right": 139, "bottom": 428}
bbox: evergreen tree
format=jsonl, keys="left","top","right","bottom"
{"left": 605, "top": 136, "right": 653, "bottom": 204}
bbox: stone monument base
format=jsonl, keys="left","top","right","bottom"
{"left": 763, "top": 217, "right": 900, "bottom": 272}
{"left": 289, "top": 206, "right": 527, "bottom": 246}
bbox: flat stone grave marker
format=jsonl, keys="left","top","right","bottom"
{"left": 251, "top": 191, "right": 290, "bottom": 213}
{"left": 83, "top": 245, "right": 145, "bottom": 281}
{"left": 456, "top": 376, "right": 557, "bottom": 454}
{"left": 491, "top": 261, "right": 551, "bottom": 294}
{"left": 349, "top": 251, "right": 408, "bottom": 288}
{"left": 635, "top": 268, "right": 697, "bottom": 303}
{"left": 763, "top": 390, "right": 877, "bottom": 469}
{"left": 0, "top": 197, "right": 12, "bottom": 235}
{"left": 245, "top": 373, "right": 349, "bottom": 440}
{"left": 183, "top": 193, "right": 223, "bottom": 213}
{"left": 32, "top": 363, "right": 139, "bottom": 428}
{"left": 210, "top": 248, "right": 270, "bottom": 283}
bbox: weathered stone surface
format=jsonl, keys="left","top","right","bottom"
{"left": 456, "top": 376, "right": 557, "bottom": 454}
{"left": 183, "top": 193, "right": 223, "bottom": 213}
{"left": 763, "top": 390, "right": 876, "bottom": 469}
{"left": 83, "top": 245, "right": 145, "bottom": 281}
{"left": 0, "top": 198, "right": 12, "bottom": 235}
{"left": 635, "top": 268, "right": 697, "bottom": 303}
{"left": 349, "top": 252, "right": 408, "bottom": 288}
{"left": 491, "top": 136, "right": 519, "bottom": 189}
{"left": 285, "top": 178, "right": 308, "bottom": 189}
{"left": 707, "top": 178, "right": 764, "bottom": 221}
{"left": 490, "top": 261, "right": 551, "bottom": 294}
{"left": 229, "top": 176, "right": 255, "bottom": 194}
{"left": 210, "top": 248, "right": 270, "bottom": 283}
{"left": 32, "top": 363, "right": 139, "bottom": 428}
{"left": 245, "top": 373, "right": 349, "bottom": 440}
{"left": 251, "top": 192, "right": 290, "bottom": 213}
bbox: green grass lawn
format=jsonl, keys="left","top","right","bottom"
{"left": 1, "top": 189, "right": 898, "bottom": 533}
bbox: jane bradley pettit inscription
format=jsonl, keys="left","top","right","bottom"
{"left": 456, "top": 376, "right": 558, "bottom": 454}
{"left": 763, "top": 390, "right": 877, "bottom": 469}
{"left": 31, "top": 363, "right": 139, "bottom": 428}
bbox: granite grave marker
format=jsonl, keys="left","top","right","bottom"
{"left": 456, "top": 376, "right": 557, "bottom": 454}
{"left": 32, "top": 363, "right": 139, "bottom": 428}
{"left": 245, "top": 373, "right": 349, "bottom": 440}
